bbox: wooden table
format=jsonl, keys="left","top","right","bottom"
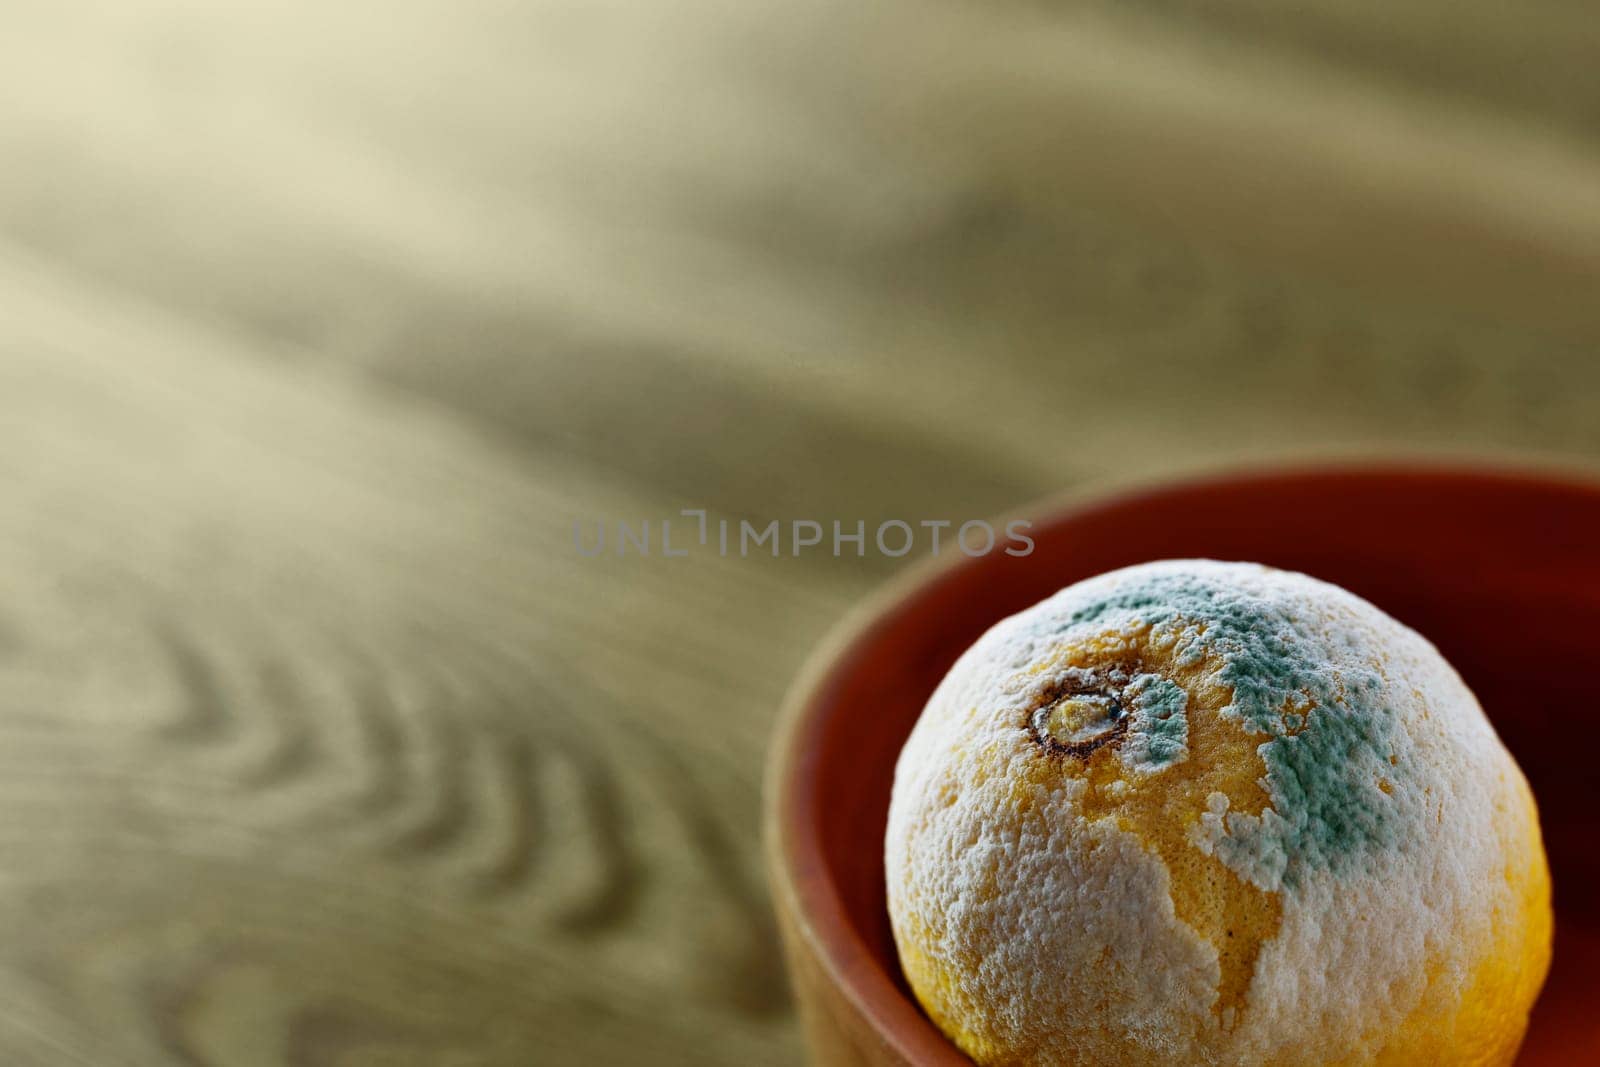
{"left": 2, "top": 2, "right": 1598, "bottom": 1063}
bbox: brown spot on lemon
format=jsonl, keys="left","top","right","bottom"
{"left": 1030, "top": 688, "right": 1127, "bottom": 758}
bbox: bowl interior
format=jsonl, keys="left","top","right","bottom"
{"left": 784, "top": 465, "right": 1600, "bottom": 1064}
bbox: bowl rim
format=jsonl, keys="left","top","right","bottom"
{"left": 763, "top": 454, "right": 1600, "bottom": 1063}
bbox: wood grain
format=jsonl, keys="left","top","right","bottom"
{"left": 0, "top": 2, "right": 1597, "bottom": 1064}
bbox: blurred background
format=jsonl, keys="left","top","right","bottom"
{"left": 1, "top": 1, "right": 1598, "bottom": 1064}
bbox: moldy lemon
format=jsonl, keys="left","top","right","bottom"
{"left": 886, "top": 560, "right": 1551, "bottom": 1066}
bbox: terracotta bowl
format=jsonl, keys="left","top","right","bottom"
{"left": 765, "top": 463, "right": 1600, "bottom": 1066}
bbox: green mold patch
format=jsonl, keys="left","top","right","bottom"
{"left": 1066, "top": 568, "right": 1402, "bottom": 891}
{"left": 1121, "top": 673, "right": 1190, "bottom": 771}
